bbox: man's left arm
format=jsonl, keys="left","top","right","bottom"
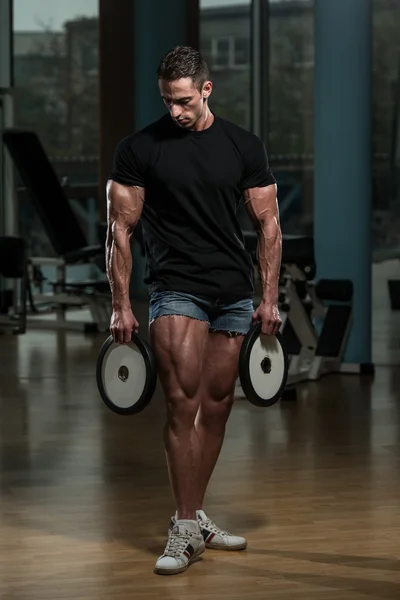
{"left": 243, "top": 183, "right": 282, "bottom": 336}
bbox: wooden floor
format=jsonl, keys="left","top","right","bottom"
{"left": 1, "top": 269, "right": 400, "bottom": 599}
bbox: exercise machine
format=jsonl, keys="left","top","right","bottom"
{"left": 235, "top": 231, "right": 371, "bottom": 400}
{"left": 277, "top": 234, "right": 357, "bottom": 381}
{"left": 2, "top": 128, "right": 112, "bottom": 332}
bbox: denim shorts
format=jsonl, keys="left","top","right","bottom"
{"left": 148, "top": 290, "right": 254, "bottom": 336}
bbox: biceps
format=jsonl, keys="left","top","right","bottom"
{"left": 106, "top": 180, "right": 144, "bottom": 233}
{"left": 243, "top": 184, "right": 279, "bottom": 229}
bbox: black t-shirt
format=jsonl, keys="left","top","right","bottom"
{"left": 109, "top": 113, "right": 276, "bottom": 302}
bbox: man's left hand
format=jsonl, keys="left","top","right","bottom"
{"left": 252, "top": 301, "right": 282, "bottom": 336}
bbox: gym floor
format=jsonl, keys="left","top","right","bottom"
{"left": 0, "top": 261, "right": 399, "bottom": 599}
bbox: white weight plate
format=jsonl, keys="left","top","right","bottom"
{"left": 96, "top": 333, "right": 157, "bottom": 415}
{"left": 248, "top": 333, "right": 286, "bottom": 400}
{"left": 239, "top": 324, "right": 288, "bottom": 407}
{"left": 101, "top": 341, "right": 146, "bottom": 408}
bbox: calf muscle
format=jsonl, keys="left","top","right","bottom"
{"left": 150, "top": 315, "right": 209, "bottom": 520}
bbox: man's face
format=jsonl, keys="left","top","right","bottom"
{"left": 159, "top": 77, "right": 212, "bottom": 130}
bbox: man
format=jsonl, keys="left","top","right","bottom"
{"left": 106, "top": 45, "right": 282, "bottom": 575}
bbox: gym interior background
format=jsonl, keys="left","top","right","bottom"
{"left": 0, "top": 0, "right": 400, "bottom": 598}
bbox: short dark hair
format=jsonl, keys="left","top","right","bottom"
{"left": 157, "top": 46, "right": 209, "bottom": 90}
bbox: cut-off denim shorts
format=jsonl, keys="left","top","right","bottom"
{"left": 149, "top": 290, "right": 254, "bottom": 336}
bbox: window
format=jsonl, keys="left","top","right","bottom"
{"left": 200, "top": 1, "right": 251, "bottom": 130}
{"left": 372, "top": 0, "right": 400, "bottom": 255}
{"left": 13, "top": 1, "right": 98, "bottom": 171}
{"left": 268, "top": 0, "right": 314, "bottom": 236}
{"left": 12, "top": 0, "right": 99, "bottom": 261}
{"left": 234, "top": 37, "right": 249, "bottom": 67}
{"left": 213, "top": 37, "right": 230, "bottom": 68}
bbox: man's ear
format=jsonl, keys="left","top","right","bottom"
{"left": 202, "top": 80, "right": 213, "bottom": 99}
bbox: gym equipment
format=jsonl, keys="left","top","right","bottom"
{"left": 239, "top": 322, "right": 288, "bottom": 407}
{"left": 278, "top": 235, "right": 355, "bottom": 382}
{"left": 0, "top": 236, "right": 28, "bottom": 334}
{"left": 2, "top": 128, "right": 111, "bottom": 333}
{"left": 97, "top": 325, "right": 286, "bottom": 415}
{"left": 236, "top": 231, "right": 371, "bottom": 401}
{"left": 96, "top": 331, "right": 157, "bottom": 415}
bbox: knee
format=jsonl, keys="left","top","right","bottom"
{"left": 200, "top": 393, "right": 234, "bottom": 429}
{"left": 165, "top": 389, "right": 200, "bottom": 432}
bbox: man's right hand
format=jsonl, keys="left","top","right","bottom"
{"left": 110, "top": 307, "right": 139, "bottom": 344}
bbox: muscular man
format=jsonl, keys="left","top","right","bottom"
{"left": 106, "top": 46, "right": 282, "bottom": 575}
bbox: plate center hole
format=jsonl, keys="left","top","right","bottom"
{"left": 260, "top": 356, "right": 271, "bottom": 374}
{"left": 118, "top": 365, "right": 129, "bottom": 382}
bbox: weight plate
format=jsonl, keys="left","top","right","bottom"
{"left": 96, "top": 333, "right": 157, "bottom": 415}
{"left": 239, "top": 322, "right": 288, "bottom": 407}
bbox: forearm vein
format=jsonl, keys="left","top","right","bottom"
{"left": 106, "top": 224, "right": 133, "bottom": 310}
{"left": 256, "top": 209, "right": 282, "bottom": 304}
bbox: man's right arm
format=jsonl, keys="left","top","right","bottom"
{"left": 106, "top": 180, "right": 145, "bottom": 342}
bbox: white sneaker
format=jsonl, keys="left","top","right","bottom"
{"left": 169, "top": 510, "right": 247, "bottom": 551}
{"left": 155, "top": 519, "right": 205, "bottom": 575}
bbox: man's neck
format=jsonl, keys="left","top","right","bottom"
{"left": 192, "top": 106, "right": 214, "bottom": 131}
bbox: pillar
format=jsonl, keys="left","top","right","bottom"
{"left": 131, "top": 0, "right": 199, "bottom": 297}
{"left": 134, "top": 0, "right": 199, "bottom": 129}
{"left": 0, "top": 0, "right": 16, "bottom": 238}
{"left": 99, "top": 0, "right": 199, "bottom": 299}
{"left": 99, "top": 0, "right": 135, "bottom": 222}
{"left": 250, "top": 0, "right": 269, "bottom": 143}
{"left": 314, "top": 0, "right": 373, "bottom": 365}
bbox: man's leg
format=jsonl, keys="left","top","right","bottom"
{"left": 165, "top": 328, "right": 248, "bottom": 551}
{"left": 150, "top": 312, "right": 212, "bottom": 575}
{"left": 150, "top": 314, "right": 209, "bottom": 520}
{"left": 186, "top": 298, "right": 253, "bottom": 550}
{"left": 195, "top": 331, "right": 243, "bottom": 509}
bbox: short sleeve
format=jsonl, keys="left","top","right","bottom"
{"left": 240, "top": 136, "right": 276, "bottom": 190}
{"left": 109, "top": 136, "right": 147, "bottom": 187}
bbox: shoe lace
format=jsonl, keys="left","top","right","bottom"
{"left": 164, "top": 532, "right": 191, "bottom": 558}
{"left": 199, "top": 518, "right": 230, "bottom": 537}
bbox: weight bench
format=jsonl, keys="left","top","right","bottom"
{"left": 2, "top": 128, "right": 111, "bottom": 333}
{"left": 238, "top": 231, "right": 363, "bottom": 399}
